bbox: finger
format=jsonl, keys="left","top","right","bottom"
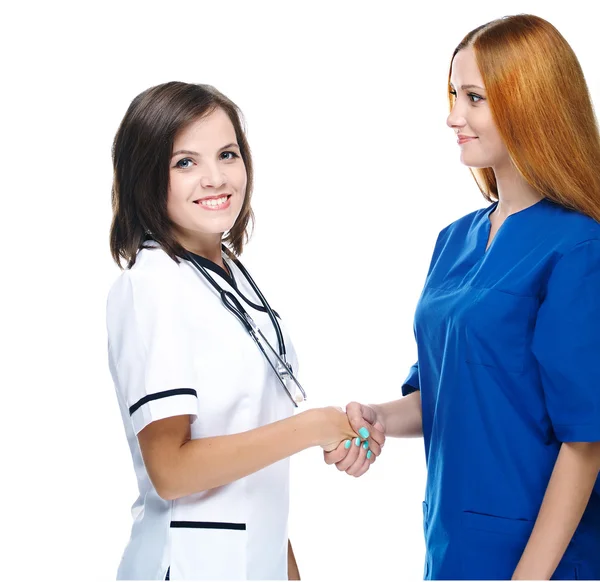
{"left": 365, "top": 422, "right": 386, "bottom": 456}
{"left": 322, "top": 440, "right": 342, "bottom": 453}
{"left": 335, "top": 436, "right": 362, "bottom": 472}
{"left": 345, "top": 402, "right": 374, "bottom": 438}
{"left": 353, "top": 454, "right": 373, "bottom": 478}
{"left": 368, "top": 422, "right": 386, "bottom": 447}
{"left": 324, "top": 439, "right": 352, "bottom": 465}
{"left": 345, "top": 440, "right": 369, "bottom": 476}
{"left": 366, "top": 437, "right": 382, "bottom": 457}
{"left": 350, "top": 444, "right": 373, "bottom": 477}
{"left": 346, "top": 401, "right": 376, "bottom": 425}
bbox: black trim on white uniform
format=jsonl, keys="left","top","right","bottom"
{"left": 128, "top": 388, "right": 198, "bottom": 416}
{"left": 170, "top": 520, "right": 247, "bottom": 531}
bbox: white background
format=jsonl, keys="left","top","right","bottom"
{"left": 2, "top": 1, "right": 599, "bottom": 580}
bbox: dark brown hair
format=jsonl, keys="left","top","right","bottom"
{"left": 448, "top": 15, "right": 600, "bottom": 221}
{"left": 110, "top": 82, "right": 254, "bottom": 268}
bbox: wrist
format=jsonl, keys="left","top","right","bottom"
{"left": 295, "top": 408, "right": 324, "bottom": 448}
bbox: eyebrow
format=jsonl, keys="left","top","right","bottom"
{"left": 449, "top": 83, "right": 485, "bottom": 91}
{"left": 171, "top": 143, "right": 240, "bottom": 158}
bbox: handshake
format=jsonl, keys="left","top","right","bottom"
{"left": 317, "top": 402, "right": 386, "bottom": 479}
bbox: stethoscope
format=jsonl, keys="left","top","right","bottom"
{"left": 184, "top": 245, "right": 307, "bottom": 407}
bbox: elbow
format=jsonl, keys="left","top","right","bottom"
{"left": 152, "top": 477, "right": 178, "bottom": 501}
{"left": 149, "top": 472, "right": 183, "bottom": 501}
{"left": 151, "top": 473, "right": 210, "bottom": 500}
{"left": 155, "top": 485, "right": 178, "bottom": 501}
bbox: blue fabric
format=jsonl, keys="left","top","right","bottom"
{"left": 404, "top": 198, "right": 600, "bottom": 580}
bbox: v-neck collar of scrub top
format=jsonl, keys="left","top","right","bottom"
{"left": 480, "top": 197, "right": 550, "bottom": 256}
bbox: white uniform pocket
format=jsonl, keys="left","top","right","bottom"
{"left": 168, "top": 521, "right": 248, "bottom": 580}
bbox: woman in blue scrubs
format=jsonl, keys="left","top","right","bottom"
{"left": 325, "top": 14, "right": 600, "bottom": 580}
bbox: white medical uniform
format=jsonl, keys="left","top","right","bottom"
{"left": 106, "top": 241, "right": 298, "bottom": 580}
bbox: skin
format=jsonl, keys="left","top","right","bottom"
{"left": 167, "top": 107, "right": 247, "bottom": 268}
{"left": 138, "top": 107, "right": 362, "bottom": 576}
{"left": 447, "top": 47, "right": 543, "bottom": 245}
{"left": 326, "top": 47, "right": 600, "bottom": 579}
{"left": 288, "top": 540, "right": 300, "bottom": 580}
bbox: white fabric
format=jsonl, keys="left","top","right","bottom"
{"left": 106, "top": 243, "right": 297, "bottom": 580}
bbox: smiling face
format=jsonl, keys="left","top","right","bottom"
{"left": 447, "top": 47, "right": 511, "bottom": 170}
{"left": 167, "top": 107, "right": 247, "bottom": 253}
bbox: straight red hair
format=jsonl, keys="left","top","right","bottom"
{"left": 449, "top": 14, "right": 600, "bottom": 222}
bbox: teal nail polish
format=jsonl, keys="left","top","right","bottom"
{"left": 367, "top": 450, "right": 372, "bottom": 460}
{"left": 344, "top": 439, "right": 352, "bottom": 449}
{"left": 358, "top": 427, "right": 370, "bottom": 439}
{"left": 362, "top": 441, "right": 369, "bottom": 450}
{"left": 354, "top": 437, "right": 361, "bottom": 446}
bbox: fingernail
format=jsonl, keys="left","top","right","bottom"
{"left": 362, "top": 441, "right": 369, "bottom": 450}
{"left": 344, "top": 440, "right": 352, "bottom": 449}
{"left": 354, "top": 437, "right": 361, "bottom": 447}
{"left": 358, "top": 427, "right": 370, "bottom": 439}
{"left": 367, "top": 450, "right": 372, "bottom": 460}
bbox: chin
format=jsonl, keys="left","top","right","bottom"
{"left": 461, "top": 156, "right": 493, "bottom": 169}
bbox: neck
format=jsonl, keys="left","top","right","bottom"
{"left": 174, "top": 227, "right": 224, "bottom": 268}
{"left": 492, "top": 161, "right": 543, "bottom": 216}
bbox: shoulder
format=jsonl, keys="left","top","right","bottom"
{"left": 541, "top": 200, "right": 600, "bottom": 252}
{"left": 107, "top": 245, "right": 185, "bottom": 312}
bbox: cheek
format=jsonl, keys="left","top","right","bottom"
{"left": 166, "top": 176, "right": 191, "bottom": 219}
{"left": 233, "top": 165, "right": 248, "bottom": 196}
{"left": 482, "top": 126, "right": 509, "bottom": 160}
{"left": 168, "top": 173, "right": 195, "bottom": 203}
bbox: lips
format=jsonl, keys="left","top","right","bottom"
{"left": 193, "top": 194, "right": 232, "bottom": 208}
{"left": 457, "top": 135, "right": 478, "bottom": 144}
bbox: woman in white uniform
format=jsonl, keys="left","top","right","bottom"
{"left": 106, "top": 82, "right": 378, "bottom": 580}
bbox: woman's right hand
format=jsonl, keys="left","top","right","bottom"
{"left": 323, "top": 402, "right": 386, "bottom": 476}
{"left": 307, "top": 406, "right": 358, "bottom": 452}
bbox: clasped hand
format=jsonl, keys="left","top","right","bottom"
{"left": 323, "top": 402, "right": 386, "bottom": 478}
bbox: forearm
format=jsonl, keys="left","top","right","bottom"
{"left": 371, "top": 391, "right": 423, "bottom": 438}
{"left": 154, "top": 411, "right": 321, "bottom": 499}
{"left": 288, "top": 539, "right": 300, "bottom": 580}
{"left": 513, "top": 441, "right": 600, "bottom": 580}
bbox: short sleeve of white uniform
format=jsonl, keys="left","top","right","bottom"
{"left": 106, "top": 253, "right": 198, "bottom": 435}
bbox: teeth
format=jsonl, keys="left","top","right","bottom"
{"left": 199, "top": 196, "right": 228, "bottom": 207}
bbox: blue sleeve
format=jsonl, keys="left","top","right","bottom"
{"left": 402, "top": 362, "right": 420, "bottom": 396}
{"left": 531, "top": 239, "right": 600, "bottom": 444}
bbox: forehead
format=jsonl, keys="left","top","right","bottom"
{"left": 173, "top": 107, "right": 237, "bottom": 148}
{"left": 450, "top": 47, "right": 484, "bottom": 87}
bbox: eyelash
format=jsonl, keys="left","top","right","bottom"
{"left": 449, "top": 89, "right": 485, "bottom": 104}
{"left": 175, "top": 158, "right": 194, "bottom": 169}
{"left": 174, "top": 151, "right": 240, "bottom": 169}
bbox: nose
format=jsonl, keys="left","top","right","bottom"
{"left": 199, "top": 162, "right": 226, "bottom": 189}
{"left": 446, "top": 102, "right": 466, "bottom": 131}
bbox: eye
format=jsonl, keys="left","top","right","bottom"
{"left": 175, "top": 157, "right": 194, "bottom": 169}
{"left": 220, "top": 151, "right": 239, "bottom": 161}
{"left": 468, "top": 93, "right": 484, "bottom": 103}
{"left": 449, "top": 88, "right": 457, "bottom": 97}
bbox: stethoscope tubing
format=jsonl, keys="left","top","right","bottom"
{"left": 183, "top": 249, "right": 306, "bottom": 407}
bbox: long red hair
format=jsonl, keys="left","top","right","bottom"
{"left": 449, "top": 14, "right": 600, "bottom": 222}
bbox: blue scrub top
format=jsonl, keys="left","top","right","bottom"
{"left": 404, "top": 198, "right": 600, "bottom": 580}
